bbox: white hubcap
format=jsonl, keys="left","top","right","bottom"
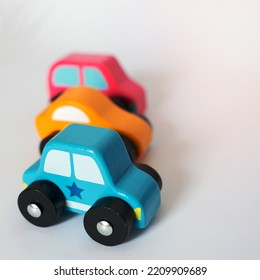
{"left": 27, "top": 203, "right": 42, "bottom": 218}
{"left": 96, "top": 220, "right": 113, "bottom": 236}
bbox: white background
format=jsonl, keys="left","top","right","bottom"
{"left": 0, "top": 0, "right": 259, "bottom": 259}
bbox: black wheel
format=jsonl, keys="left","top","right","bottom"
{"left": 121, "top": 135, "right": 138, "bottom": 162}
{"left": 136, "top": 163, "right": 162, "bottom": 190}
{"left": 135, "top": 113, "right": 153, "bottom": 129}
{"left": 17, "top": 180, "right": 65, "bottom": 227}
{"left": 84, "top": 197, "right": 135, "bottom": 246}
{"left": 50, "top": 91, "right": 63, "bottom": 102}
{"left": 39, "top": 131, "right": 59, "bottom": 154}
{"left": 110, "top": 96, "right": 137, "bottom": 113}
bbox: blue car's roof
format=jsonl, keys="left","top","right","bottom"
{"left": 44, "top": 124, "right": 132, "bottom": 184}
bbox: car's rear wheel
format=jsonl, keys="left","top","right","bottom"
{"left": 50, "top": 91, "right": 64, "bottom": 102}
{"left": 17, "top": 180, "right": 65, "bottom": 227}
{"left": 39, "top": 131, "right": 59, "bottom": 154}
{"left": 110, "top": 96, "right": 136, "bottom": 113}
{"left": 83, "top": 197, "right": 135, "bottom": 246}
{"left": 121, "top": 135, "right": 138, "bottom": 162}
{"left": 135, "top": 163, "right": 162, "bottom": 190}
{"left": 135, "top": 113, "right": 152, "bottom": 129}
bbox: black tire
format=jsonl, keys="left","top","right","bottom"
{"left": 110, "top": 96, "right": 136, "bottom": 113}
{"left": 121, "top": 136, "right": 138, "bottom": 162}
{"left": 17, "top": 180, "right": 65, "bottom": 227}
{"left": 84, "top": 197, "right": 135, "bottom": 246}
{"left": 135, "top": 113, "right": 153, "bottom": 129}
{"left": 50, "top": 91, "right": 63, "bottom": 102}
{"left": 136, "top": 163, "right": 162, "bottom": 190}
{"left": 39, "top": 131, "right": 59, "bottom": 154}
{"left": 121, "top": 135, "right": 138, "bottom": 162}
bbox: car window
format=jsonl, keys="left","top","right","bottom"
{"left": 83, "top": 67, "right": 108, "bottom": 90}
{"left": 52, "top": 105, "right": 90, "bottom": 123}
{"left": 44, "top": 150, "right": 71, "bottom": 177}
{"left": 53, "top": 66, "right": 80, "bottom": 86}
{"left": 73, "top": 154, "right": 104, "bottom": 185}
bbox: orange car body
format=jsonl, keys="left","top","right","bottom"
{"left": 35, "top": 87, "right": 152, "bottom": 160}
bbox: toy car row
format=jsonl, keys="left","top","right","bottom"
{"left": 18, "top": 54, "right": 162, "bottom": 246}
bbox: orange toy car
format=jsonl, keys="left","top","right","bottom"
{"left": 35, "top": 87, "right": 152, "bottom": 161}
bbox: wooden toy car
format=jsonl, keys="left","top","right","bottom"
{"left": 18, "top": 124, "right": 162, "bottom": 246}
{"left": 36, "top": 87, "right": 152, "bottom": 161}
{"left": 48, "top": 53, "right": 146, "bottom": 113}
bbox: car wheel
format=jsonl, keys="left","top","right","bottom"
{"left": 135, "top": 113, "right": 153, "bottom": 129}
{"left": 83, "top": 197, "right": 135, "bottom": 246}
{"left": 110, "top": 96, "right": 136, "bottom": 113}
{"left": 17, "top": 180, "right": 65, "bottom": 227}
{"left": 136, "top": 163, "right": 162, "bottom": 190}
{"left": 39, "top": 131, "right": 59, "bottom": 154}
{"left": 121, "top": 135, "right": 138, "bottom": 162}
{"left": 50, "top": 91, "right": 64, "bottom": 102}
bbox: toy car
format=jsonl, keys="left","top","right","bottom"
{"left": 36, "top": 87, "right": 152, "bottom": 161}
{"left": 48, "top": 53, "right": 146, "bottom": 113}
{"left": 18, "top": 124, "right": 162, "bottom": 246}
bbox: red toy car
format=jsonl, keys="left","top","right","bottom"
{"left": 48, "top": 53, "right": 146, "bottom": 113}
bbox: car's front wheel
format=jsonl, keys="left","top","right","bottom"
{"left": 83, "top": 197, "right": 135, "bottom": 246}
{"left": 17, "top": 180, "right": 65, "bottom": 227}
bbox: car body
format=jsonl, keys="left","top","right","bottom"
{"left": 35, "top": 87, "right": 152, "bottom": 161}
{"left": 48, "top": 53, "right": 146, "bottom": 113}
{"left": 19, "top": 124, "right": 161, "bottom": 245}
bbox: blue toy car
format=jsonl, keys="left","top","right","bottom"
{"left": 18, "top": 124, "right": 162, "bottom": 246}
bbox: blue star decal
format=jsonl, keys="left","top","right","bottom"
{"left": 66, "top": 182, "right": 84, "bottom": 199}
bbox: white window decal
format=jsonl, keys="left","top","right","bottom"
{"left": 73, "top": 154, "right": 104, "bottom": 185}
{"left": 52, "top": 106, "right": 90, "bottom": 123}
{"left": 44, "top": 150, "right": 71, "bottom": 177}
